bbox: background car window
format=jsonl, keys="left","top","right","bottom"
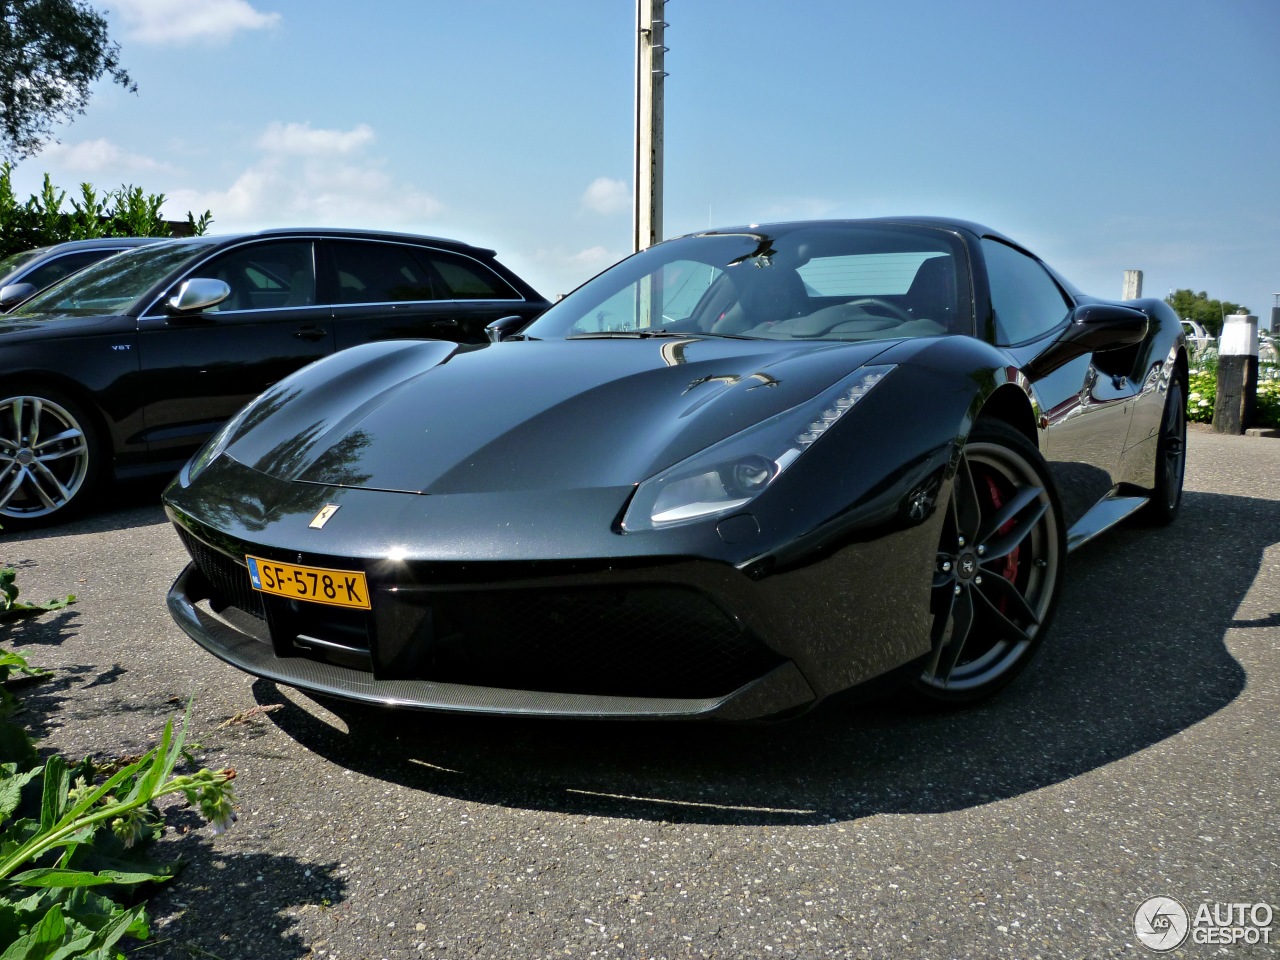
{"left": 423, "top": 250, "right": 519, "bottom": 300}
{"left": 201, "top": 241, "right": 316, "bottom": 313}
{"left": 982, "top": 238, "right": 1071, "bottom": 345}
{"left": 21, "top": 250, "right": 111, "bottom": 292}
{"left": 330, "top": 241, "right": 437, "bottom": 304}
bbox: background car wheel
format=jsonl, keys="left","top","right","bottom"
{"left": 1139, "top": 376, "right": 1187, "bottom": 525}
{"left": 910, "top": 420, "right": 1065, "bottom": 706}
{"left": 0, "top": 387, "right": 102, "bottom": 529}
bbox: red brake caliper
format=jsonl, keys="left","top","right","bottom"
{"left": 983, "top": 474, "right": 1020, "bottom": 612}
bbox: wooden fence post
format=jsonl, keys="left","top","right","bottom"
{"left": 1213, "top": 313, "right": 1258, "bottom": 434}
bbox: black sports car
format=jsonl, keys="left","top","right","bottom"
{"left": 164, "top": 218, "right": 1187, "bottom": 719}
{"left": 0, "top": 228, "right": 548, "bottom": 528}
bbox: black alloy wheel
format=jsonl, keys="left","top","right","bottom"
{"left": 0, "top": 387, "right": 101, "bottom": 528}
{"left": 912, "top": 420, "right": 1065, "bottom": 705}
{"left": 1141, "top": 376, "right": 1187, "bottom": 525}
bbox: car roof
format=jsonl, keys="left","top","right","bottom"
{"left": 687, "top": 216, "right": 1012, "bottom": 245}
{"left": 194, "top": 227, "right": 500, "bottom": 259}
{"left": 17, "top": 236, "right": 170, "bottom": 257}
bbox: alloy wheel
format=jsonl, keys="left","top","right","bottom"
{"left": 0, "top": 394, "right": 93, "bottom": 521}
{"left": 917, "top": 427, "right": 1062, "bottom": 699}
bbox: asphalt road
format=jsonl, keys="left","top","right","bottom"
{"left": 4, "top": 428, "right": 1277, "bottom": 960}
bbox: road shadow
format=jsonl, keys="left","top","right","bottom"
{"left": 257, "top": 488, "right": 1270, "bottom": 826}
{"left": 136, "top": 820, "right": 349, "bottom": 960}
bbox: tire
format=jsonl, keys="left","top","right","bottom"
{"left": 1140, "top": 376, "right": 1187, "bottom": 525}
{"left": 0, "top": 387, "right": 103, "bottom": 529}
{"left": 910, "top": 420, "right": 1065, "bottom": 706}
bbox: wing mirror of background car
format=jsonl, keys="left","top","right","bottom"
{"left": 0, "top": 282, "right": 36, "bottom": 312}
{"left": 166, "top": 278, "right": 231, "bottom": 314}
{"left": 1025, "top": 303, "right": 1150, "bottom": 379}
{"left": 485, "top": 314, "right": 529, "bottom": 342}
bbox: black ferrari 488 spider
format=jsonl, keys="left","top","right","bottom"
{"left": 164, "top": 218, "right": 1187, "bottom": 719}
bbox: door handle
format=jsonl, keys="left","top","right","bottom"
{"left": 294, "top": 326, "right": 328, "bottom": 341}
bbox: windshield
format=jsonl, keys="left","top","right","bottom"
{"left": 523, "top": 223, "right": 969, "bottom": 342}
{"left": 11, "top": 239, "right": 210, "bottom": 317}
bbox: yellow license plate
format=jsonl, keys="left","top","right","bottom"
{"left": 245, "top": 556, "right": 370, "bottom": 610}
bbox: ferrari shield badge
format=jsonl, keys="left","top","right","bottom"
{"left": 309, "top": 504, "right": 341, "bottom": 529}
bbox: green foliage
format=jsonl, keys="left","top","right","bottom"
{"left": 0, "top": 0, "right": 134, "bottom": 160}
{"left": 0, "top": 545, "right": 236, "bottom": 957}
{"left": 1166, "top": 289, "right": 1250, "bottom": 338}
{"left": 0, "top": 709, "right": 237, "bottom": 958}
{"left": 1187, "top": 360, "right": 1216, "bottom": 424}
{"left": 1186, "top": 354, "right": 1280, "bottom": 428}
{"left": 0, "top": 163, "right": 213, "bottom": 258}
{"left": 0, "top": 567, "right": 75, "bottom": 618}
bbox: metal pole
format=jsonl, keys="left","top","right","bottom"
{"left": 633, "top": 0, "right": 666, "bottom": 253}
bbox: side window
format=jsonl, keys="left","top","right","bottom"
{"left": 422, "top": 249, "right": 519, "bottom": 300}
{"left": 330, "top": 241, "right": 437, "bottom": 304}
{"left": 23, "top": 250, "right": 112, "bottom": 291}
{"left": 199, "top": 241, "right": 316, "bottom": 313}
{"left": 982, "top": 238, "right": 1071, "bottom": 345}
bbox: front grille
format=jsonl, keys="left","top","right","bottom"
{"left": 175, "top": 524, "right": 781, "bottom": 700}
{"left": 176, "top": 528, "right": 265, "bottom": 620}
{"left": 416, "top": 585, "right": 781, "bottom": 699}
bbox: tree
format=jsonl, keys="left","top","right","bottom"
{"left": 1165, "top": 289, "right": 1250, "bottom": 338}
{"left": 0, "top": 0, "right": 134, "bottom": 160}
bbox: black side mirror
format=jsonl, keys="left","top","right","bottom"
{"left": 485, "top": 314, "right": 528, "bottom": 342}
{"left": 0, "top": 282, "right": 37, "bottom": 312}
{"left": 1025, "top": 303, "right": 1149, "bottom": 378}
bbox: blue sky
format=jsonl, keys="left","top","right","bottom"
{"left": 9, "top": 0, "right": 1279, "bottom": 314}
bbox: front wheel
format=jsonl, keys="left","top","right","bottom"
{"left": 910, "top": 420, "right": 1065, "bottom": 706}
{"left": 0, "top": 388, "right": 102, "bottom": 529}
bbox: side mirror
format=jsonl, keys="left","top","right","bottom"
{"left": 485, "top": 314, "right": 528, "bottom": 342}
{"left": 1025, "top": 303, "right": 1149, "bottom": 378}
{"left": 166, "top": 278, "right": 231, "bottom": 314}
{"left": 0, "top": 282, "right": 37, "bottom": 312}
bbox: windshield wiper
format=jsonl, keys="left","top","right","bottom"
{"left": 566, "top": 329, "right": 695, "bottom": 339}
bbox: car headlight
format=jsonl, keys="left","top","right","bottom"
{"left": 621, "top": 365, "right": 896, "bottom": 532}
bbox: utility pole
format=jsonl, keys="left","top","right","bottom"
{"left": 633, "top": 0, "right": 666, "bottom": 253}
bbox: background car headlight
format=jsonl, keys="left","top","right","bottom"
{"left": 622, "top": 365, "right": 896, "bottom": 531}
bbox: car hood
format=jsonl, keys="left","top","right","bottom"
{"left": 0, "top": 313, "right": 121, "bottom": 338}
{"left": 223, "top": 336, "right": 897, "bottom": 495}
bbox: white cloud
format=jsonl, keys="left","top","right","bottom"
{"left": 162, "top": 121, "right": 442, "bottom": 230}
{"left": 37, "top": 138, "right": 171, "bottom": 175}
{"left": 581, "top": 177, "right": 629, "bottom": 215}
{"left": 113, "top": 0, "right": 280, "bottom": 45}
{"left": 524, "top": 244, "right": 624, "bottom": 298}
{"left": 257, "top": 122, "right": 375, "bottom": 156}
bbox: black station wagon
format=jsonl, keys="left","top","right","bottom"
{"left": 0, "top": 228, "right": 550, "bottom": 527}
